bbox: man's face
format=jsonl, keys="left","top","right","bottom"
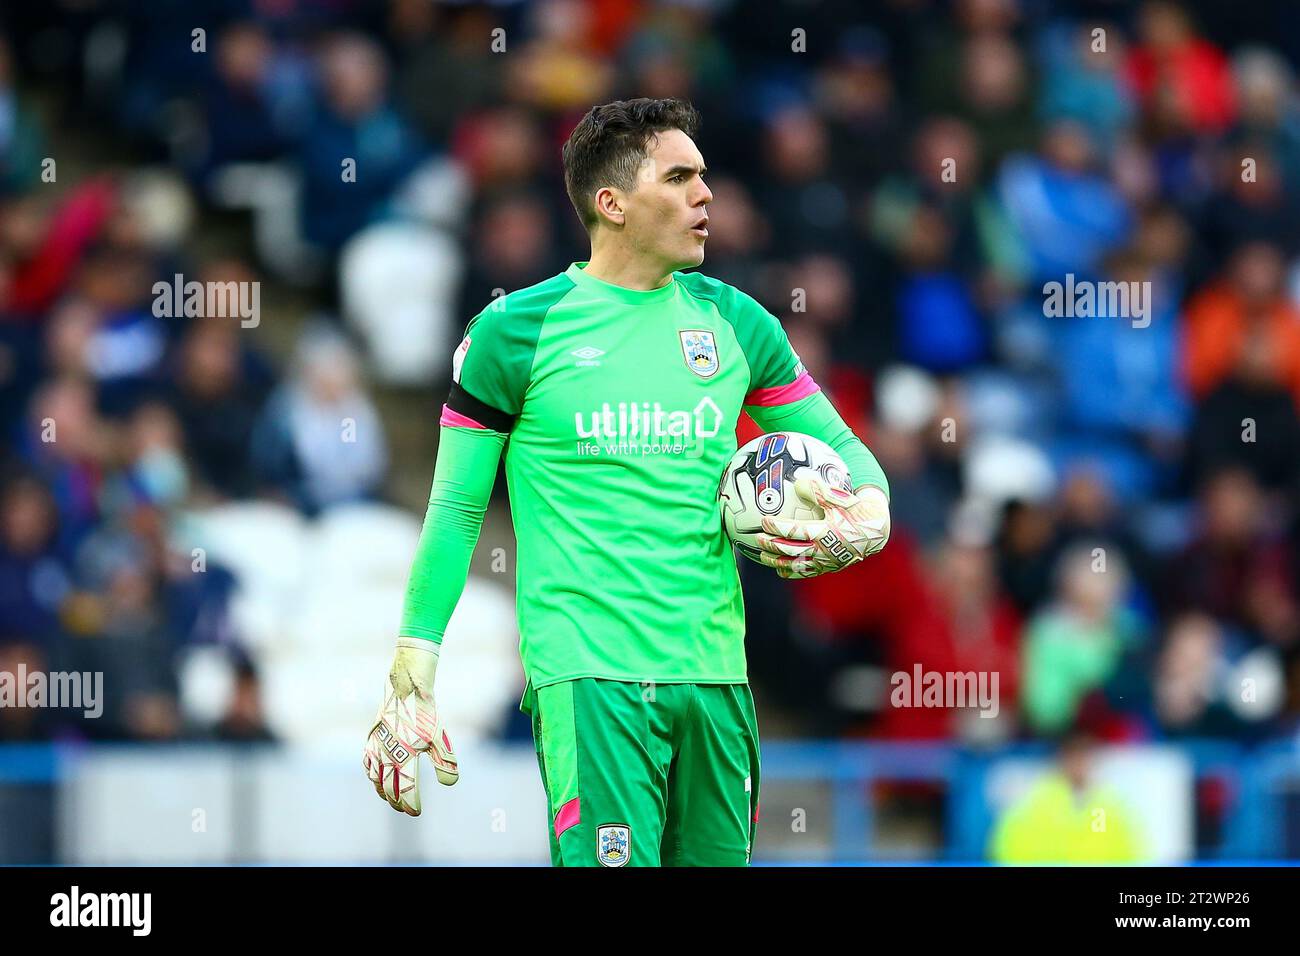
{"left": 612, "top": 128, "right": 713, "bottom": 272}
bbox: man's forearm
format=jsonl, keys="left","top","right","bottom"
{"left": 746, "top": 390, "right": 889, "bottom": 499}
{"left": 397, "top": 422, "right": 506, "bottom": 643}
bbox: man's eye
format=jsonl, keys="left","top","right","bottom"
{"left": 670, "top": 174, "right": 686, "bottom": 183}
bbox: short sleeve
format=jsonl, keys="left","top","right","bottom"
{"left": 445, "top": 275, "right": 573, "bottom": 430}
{"left": 724, "top": 287, "right": 804, "bottom": 394}
{"left": 452, "top": 306, "right": 531, "bottom": 418}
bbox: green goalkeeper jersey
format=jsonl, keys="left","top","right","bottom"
{"left": 400, "top": 261, "right": 888, "bottom": 691}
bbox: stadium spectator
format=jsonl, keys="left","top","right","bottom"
{"left": 1183, "top": 240, "right": 1300, "bottom": 407}
{"left": 0, "top": 474, "right": 69, "bottom": 646}
{"left": 1159, "top": 467, "right": 1300, "bottom": 650}
{"left": 0, "top": 637, "right": 52, "bottom": 741}
{"left": 1125, "top": 1, "right": 1237, "bottom": 135}
{"left": 1038, "top": 21, "right": 1136, "bottom": 154}
{"left": 1153, "top": 612, "right": 1276, "bottom": 737}
{"left": 297, "top": 34, "right": 428, "bottom": 252}
{"left": 876, "top": 527, "right": 1022, "bottom": 742}
{"left": 168, "top": 310, "right": 273, "bottom": 500}
{"left": 1020, "top": 544, "right": 1149, "bottom": 738}
{"left": 63, "top": 529, "right": 181, "bottom": 741}
{"left": 0, "top": 36, "right": 44, "bottom": 197}
{"left": 19, "top": 377, "right": 105, "bottom": 551}
{"left": 998, "top": 120, "right": 1133, "bottom": 285}
{"left": 1186, "top": 324, "right": 1300, "bottom": 494}
{"left": 190, "top": 22, "right": 312, "bottom": 183}
{"left": 990, "top": 731, "right": 1146, "bottom": 863}
{"left": 212, "top": 656, "right": 276, "bottom": 743}
{"left": 251, "top": 327, "right": 388, "bottom": 514}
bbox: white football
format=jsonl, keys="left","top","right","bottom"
{"left": 718, "top": 431, "right": 853, "bottom": 565}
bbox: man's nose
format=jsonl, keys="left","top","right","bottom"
{"left": 694, "top": 182, "right": 713, "bottom": 206}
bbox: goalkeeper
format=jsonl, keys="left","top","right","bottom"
{"left": 363, "top": 98, "right": 890, "bottom": 866}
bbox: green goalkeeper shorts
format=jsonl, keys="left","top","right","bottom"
{"left": 522, "top": 678, "right": 761, "bottom": 867}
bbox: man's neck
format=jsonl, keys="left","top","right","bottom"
{"left": 583, "top": 247, "right": 674, "bottom": 291}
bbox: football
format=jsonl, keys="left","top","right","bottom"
{"left": 718, "top": 431, "right": 854, "bottom": 564}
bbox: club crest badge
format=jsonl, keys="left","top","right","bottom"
{"left": 679, "top": 329, "right": 719, "bottom": 378}
{"left": 597, "top": 824, "right": 630, "bottom": 867}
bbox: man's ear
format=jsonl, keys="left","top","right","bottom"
{"left": 593, "top": 186, "right": 625, "bottom": 227}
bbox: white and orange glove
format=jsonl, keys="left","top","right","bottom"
{"left": 363, "top": 637, "right": 459, "bottom": 816}
{"left": 756, "top": 478, "right": 891, "bottom": 579}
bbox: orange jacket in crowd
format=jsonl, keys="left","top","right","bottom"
{"left": 1181, "top": 284, "right": 1300, "bottom": 407}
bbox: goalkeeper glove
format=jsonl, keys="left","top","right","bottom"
{"left": 362, "top": 637, "right": 459, "bottom": 816}
{"left": 756, "top": 479, "right": 890, "bottom": 579}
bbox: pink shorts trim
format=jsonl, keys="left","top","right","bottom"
{"left": 554, "top": 797, "right": 581, "bottom": 839}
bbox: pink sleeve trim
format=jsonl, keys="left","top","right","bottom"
{"left": 554, "top": 796, "right": 581, "bottom": 839}
{"left": 440, "top": 404, "right": 489, "bottom": 430}
{"left": 744, "top": 370, "right": 820, "bottom": 407}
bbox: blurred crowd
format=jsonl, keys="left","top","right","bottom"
{"left": 3, "top": 0, "right": 1300, "bottom": 760}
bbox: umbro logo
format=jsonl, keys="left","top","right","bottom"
{"left": 571, "top": 346, "right": 605, "bottom": 367}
